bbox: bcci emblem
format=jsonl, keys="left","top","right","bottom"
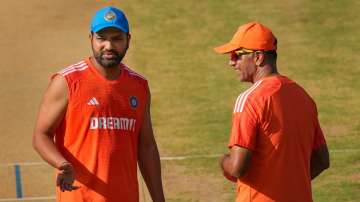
{"left": 129, "top": 96, "right": 138, "bottom": 109}
{"left": 104, "top": 11, "right": 116, "bottom": 21}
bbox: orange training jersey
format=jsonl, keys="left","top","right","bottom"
{"left": 53, "top": 58, "right": 149, "bottom": 202}
{"left": 229, "top": 75, "right": 326, "bottom": 202}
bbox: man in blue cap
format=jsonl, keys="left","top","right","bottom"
{"left": 33, "top": 6, "right": 165, "bottom": 202}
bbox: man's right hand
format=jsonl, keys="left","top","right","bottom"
{"left": 219, "top": 154, "right": 237, "bottom": 183}
{"left": 56, "top": 162, "right": 79, "bottom": 192}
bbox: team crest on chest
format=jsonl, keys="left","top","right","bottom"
{"left": 129, "top": 96, "right": 138, "bottom": 109}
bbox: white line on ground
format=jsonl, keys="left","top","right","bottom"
{"left": 0, "top": 196, "right": 55, "bottom": 201}
{"left": 329, "top": 149, "right": 360, "bottom": 153}
{"left": 161, "top": 154, "right": 220, "bottom": 160}
{"left": 0, "top": 149, "right": 358, "bottom": 167}
{"left": 0, "top": 148, "right": 358, "bottom": 201}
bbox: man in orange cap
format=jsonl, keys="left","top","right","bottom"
{"left": 215, "top": 22, "right": 330, "bottom": 202}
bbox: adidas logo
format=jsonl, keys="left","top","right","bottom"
{"left": 87, "top": 97, "right": 99, "bottom": 106}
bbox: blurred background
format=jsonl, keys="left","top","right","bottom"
{"left": 0, "top": 0, "right": 359, "bottom": 201}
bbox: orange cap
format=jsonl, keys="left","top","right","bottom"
{"left": 214, "top": 22, "right": 277, "bottom": 54}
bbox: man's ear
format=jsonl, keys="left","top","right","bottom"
{"left": 255, "top": 52, "right": 265, "bottom": 66}
{"left": 89, "top": 32, "right": 93, "bottom": 41}
{"left": 127, "top": 34, "right": 131, "bottom": 49}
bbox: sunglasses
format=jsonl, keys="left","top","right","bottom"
{"left": 230, "top": 49, "right": 257, "bottom": 61}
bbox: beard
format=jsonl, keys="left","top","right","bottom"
{"left": 92, "top": 48, "right": 127, "bottom": 68}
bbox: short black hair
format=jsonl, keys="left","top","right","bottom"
{"left": 264, "top": 50, "right": 277, "bottom": 61}
{"left": 264, "top": 50, "right": 277, "bottom": 62}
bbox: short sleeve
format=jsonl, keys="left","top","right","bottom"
{"left": 228, "top": 98, "right": 259, "bottom": 150}
{"left": 312, "top": 118, "right": 326, "bottom": 150}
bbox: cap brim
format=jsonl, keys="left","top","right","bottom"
{"left": 214, "top": 43, "right": 240, "bottom": 54}
{"left": 92, "top": 24, "right": 129, "bottom": 33}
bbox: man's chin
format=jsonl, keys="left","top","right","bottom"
{"left": 238, "top": 75, "right": 245, "bottom": 82}
{"left": 239, "top": 77, "right": 250, "bottom": 83}
{"left": 100, "top": 59, "right": 121, "bottom": 68}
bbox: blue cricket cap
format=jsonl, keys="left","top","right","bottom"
{"left": 90, "top": 6, "right": 129, "bottom": 33}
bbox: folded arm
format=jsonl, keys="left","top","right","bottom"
{"left": 219, "top": 145, "right": 252, "bottom": 181}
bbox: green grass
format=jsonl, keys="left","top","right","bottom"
{"left": 313, "top": 151, "right": 360, "bottom": 201}
{"left": 1, "top": 0, "right": 358, "bottom": 201}
{"left": 118, "top": 0, "right": 360, "bottom": 201}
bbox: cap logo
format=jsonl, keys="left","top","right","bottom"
{"left": 104, "top": 11, "right": 116, "bottom": 21}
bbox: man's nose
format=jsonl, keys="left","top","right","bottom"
{"left": 229, "top": 60, "right": 236, "bottom": 67}
{"left": 103, "top": 40, "right": 114, "bottom": 50}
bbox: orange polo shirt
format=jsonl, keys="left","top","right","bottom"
{"left": 229, "top": 75, "right": 326, "bottom": 202}
{"left": 53, "top": 58, "right": 149, "bottom": 202}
